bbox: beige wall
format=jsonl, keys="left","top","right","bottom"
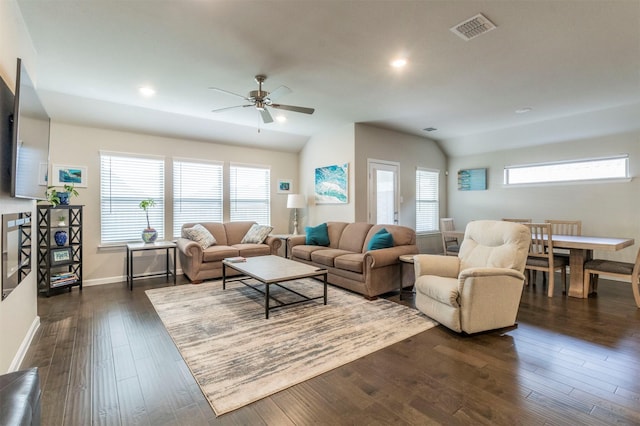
{"left": 299, "top": 124, "right": 356, "bottom": 226}
{"left": 448, "top": 131, "right": 640, "bottom": 263}
{"left": 49, "top": 122, "right": 299, "bottom": 285}
{"left": 0, "top": 0, "right": 39, "bottom": 373}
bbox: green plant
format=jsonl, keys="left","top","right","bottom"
{"left": 45, "top": 184, "right": 79, "bottom": 206}
{"left": 139, "top": 198, "right": 156, "bottom": 229}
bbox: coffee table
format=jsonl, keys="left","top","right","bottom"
{"left": 222, "top": 255, "right": 328, "bottom": 319}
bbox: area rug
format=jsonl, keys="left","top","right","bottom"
{"left": 145, "top": 279, "right": 436, "bottom": 415}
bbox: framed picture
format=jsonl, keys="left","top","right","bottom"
{"left": 38, "top": 162, "right": 48, "bottom": 186}
{"left": 315, "top": 163, "right": 348, "bottom": 204}
{"left": 458, "top": 168, "right": 487, "bottom": 191}
{"left": 277, "top": 179, "right": 292, "bottom": 194}
{"left": 51, "top": 247, "right": 72, "bottom": 266}
{"left": 52, "top": 164, "right": 88, "bottom": 187}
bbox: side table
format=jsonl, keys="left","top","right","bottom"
{"left": 270, "top": 233, "right": 295, "bottom": 258}
{"left": 126, "top": 241, "right": 177, "bottom": 290}
{"left": 398, "top": 254, "right": 418, "bottom": 300}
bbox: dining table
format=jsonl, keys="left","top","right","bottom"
{"left": 547, "top": 234, "right": 635, "bottom": 298}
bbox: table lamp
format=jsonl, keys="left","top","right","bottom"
{"left": 286, "top": 194, "right": 306, "bottom": 235}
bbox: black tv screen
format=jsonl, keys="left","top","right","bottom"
{"left": 0, "top": 73, "right": 13, "bottom": 194}
{"left": 11, "top": 58, "right": 50, "bottom": 200}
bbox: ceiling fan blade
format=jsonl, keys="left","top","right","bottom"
{"left": 266, "top": 85, "right": 292, "bottom": 102}
{"left": 259, "top": 108, "right": 274, "bottom": 124}
{"left": 271, "top": 104, "right": 315, "bottom": 115}
{"left": 209, "top": 87, "right": 249, "bottom": 100}
{"left": 212, "top": 104, "right": 253, "bottom": 113}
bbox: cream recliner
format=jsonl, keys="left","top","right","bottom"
{"left": 414, "top": 220, "right": 531, "bottom": 334}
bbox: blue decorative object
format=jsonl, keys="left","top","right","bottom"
{"left": 142, "top": 228, "right": 158, "bottom": 243}
{"left": 305, "top": 223, "right": 330, "bottom": 246}
{"left": 54, "top": 230, "right": 68, "bottom": 246}
{"left": 58, "top": 191, "right": 70, "bottom": 205}
{"left": 367, "top": 228, "right": 394, "bottom": 251}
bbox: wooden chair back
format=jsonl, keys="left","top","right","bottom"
{"left": 523, "top": 223, "right": 567, "bottom": 297}
{"left": 545, "top": 220, "right": 582, "bottom": 236}
{"left": 502, "top": 218, "right": 532, "bottom": 223}
{"left": 583, "top": 246, "right": 640, "bottom": 307}
{"left": 440, "top": 218, "right": 460, "bottom": 256}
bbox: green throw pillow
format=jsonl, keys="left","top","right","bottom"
{"left": 367, "top": 228, "right": 394, "bottom": 251}
{"left": 305, "top": 223, "right": 330, "bottom": 246}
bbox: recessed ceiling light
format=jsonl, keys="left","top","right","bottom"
{"left": 515, "top": 107, "right": 533, "bottom": 114}
{"left": 276, "top": 115, "right": 287, "bottom": 123}
{"left": 139, "top": 86, "right": 156, "bottom": 97}
{"left": 390, "top": 58, "right": 407, "bottom": 68}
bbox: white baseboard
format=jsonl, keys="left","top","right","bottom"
{"left": 83, "top": 269, "right": 184, "bottom": 287}
{"left": 9, "top": 315, "right": 40, "bottom": 372}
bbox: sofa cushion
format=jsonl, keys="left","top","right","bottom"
{"left": 234, "top": 243, "right": 271, "bottom": 258}
{"left": 334, "top": 253, "right": 365, "bottom": 273}
{"left": 365, "top": 224, "right": 416, "bottom": 250}
{"left": 367, "top": 228, "right": 394, "bottom": 251}
{"left": 326, "top": 222, "right": 349, "bottom": 248}
{"left": 183, "top": 222, "right": 228, "bottom": 245}
{"left": 241, "top": 224, "right": 273, "bottom": 244}
{"left": 305, "top": 223, "right": 330, "bottom": 246}
{"left": 225, "top": 221, "right": 257, "bottom": 245}
{"left": 338, "top": 223, "right": 373, "bottom": 252}
{"left": 202, "top": 245, "right": 240, "bottom": 262}
{"left": 311, "top": 249, "right": 355, "bottom": 267}
{"left": 182, "top": 224, "right": 216, "bottom": 249}
{"left": 291, "top": 245, "right": 327, "bottom": 261}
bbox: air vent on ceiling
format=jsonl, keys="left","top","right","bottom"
{"left": 450, "top": 13, "right": 496, "bottom": 41}
{"left": 423, "top": 127, "right": 437, "bottom": 132}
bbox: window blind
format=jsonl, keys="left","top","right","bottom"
{"left": 416, "top": 168, "right": 439, "bottom": 233}
{"left": 100, "top": 152, "right": 165, "bottom": 244}
{"left": 229, "top": 163, "right": 271, "bottom": 225}
{"left": 173, "top": 159, "right": 223, "bottom": 237}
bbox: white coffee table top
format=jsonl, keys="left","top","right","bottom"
{"left": 223, "top": 255, "right": 327, "bottom": 284}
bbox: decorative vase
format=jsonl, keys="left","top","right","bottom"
{"left": 142, "top": 228, "right": 158, "bottom": 243}
{"left": 58, "top": 191, "right": 70, "bottom": 205}
{"left": 54, "top": 230, "right": 68, "bottom": 246}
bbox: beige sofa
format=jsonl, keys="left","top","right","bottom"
{"left": 288, "top": 222, "right": 418, "bottom": 298}
{"left": 177, "top": 221, "right": 281, "bottom": 283}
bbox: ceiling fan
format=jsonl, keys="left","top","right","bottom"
{"left": 210, "top": 75, "right": 315, "bottom": 124}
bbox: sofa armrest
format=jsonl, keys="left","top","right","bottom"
{"left": 263, "top": 236, "right": 282, "bottom": 255}
{"left": 176, "top": 238, "right": 203, "bottom": 258}
{"left": 414, "top": 254, "right": 460, "bottom": 279}
{"left": 364, "top": 245, "right": 419, "bottom": 268}
{"left": 287, "top": 235, "right": 307, "bottom": 251}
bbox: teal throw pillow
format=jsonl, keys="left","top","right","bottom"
{"left": 305, "top": 223, "right": 330, "bottom": 246}
{"left": 367, "top": 228, "right": 394, "bottom": 251}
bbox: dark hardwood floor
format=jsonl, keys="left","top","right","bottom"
{"left": 21, "top": 274, "right": 640, "bottom": 425}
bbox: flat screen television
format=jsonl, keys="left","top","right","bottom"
{"left": 11, "top": 58, "right": 50, "bottom": 200}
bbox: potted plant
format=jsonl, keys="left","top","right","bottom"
{"left": 45, "top": 184, "right": 79, "bottom": 206}
{"left": 139, "top": 198, "right": 158, "bottom": 243}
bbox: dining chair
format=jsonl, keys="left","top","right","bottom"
{"left": 524, "top": 223, "right": 568, "bottom": 297}
{"left": 440, "top": 218, "right": 460, "bottom": 256}
{"left": 502, "top": 218, "right": 532, "bottom": 223}
{"left": 583, "top": 247, "right": 640, "bottom": 308}
{"left": 543, "top": 220, "right": 582, "bottom": 286}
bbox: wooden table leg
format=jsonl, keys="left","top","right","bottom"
{"left": 568, "top": 248, "right": 592, "bottom": 298}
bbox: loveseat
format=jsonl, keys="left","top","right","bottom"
{"left": 177, "top": 221, "right": 281, "bottom": 283}
{"left": 288, "top": 222, "right": 418, "bottom": 298}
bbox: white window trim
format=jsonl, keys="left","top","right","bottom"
{"left": 415, "top": 167, "right": 440, "bottom": 235}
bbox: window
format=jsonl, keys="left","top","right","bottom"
{"left": 173, "top": 159, "right": 223, "bottom": 236}
{"left": 416, "top": 168, "right": 439, "bottom": 233}
{"left": 504, "top": 155, "right": 629, "bottom": 185}
{"left": 100, "top": 152, "right": 164, "bottom": 244}
{"left": 230, "top": 163, "right": 271, "bottom": 224}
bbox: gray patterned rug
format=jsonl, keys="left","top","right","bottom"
{"left": 146, "top": 278, "right": 436, "bottom": 416}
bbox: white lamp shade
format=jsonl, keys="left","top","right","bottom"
{"left": 287, "top": 194, "right": 306, "bottom": 209}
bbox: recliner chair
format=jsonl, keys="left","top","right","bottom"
{"left": 414, "top": 220, "right": 531, "bottom": 334}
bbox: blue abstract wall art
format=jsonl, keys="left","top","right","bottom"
{"left": 315, "top": 163, "right": 348, "bottom": 204}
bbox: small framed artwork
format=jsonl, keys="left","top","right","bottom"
{"left": 458, "top": 168, "right": 487, "bottom": 191}
{"left": 38, "top": 162, "right": 48, "bottom": 186}
{"left": 52, "top": 164, "right": 88, "bottom": 188}
{"left": 277, "top": 179, "right": 292, "bottom": 194}
{"left": 51, "top": 247, "right": 72, "bottom": 266}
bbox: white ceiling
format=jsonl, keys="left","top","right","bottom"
{"left": 16, "top": 0, "right": 640, "bottom": 156}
